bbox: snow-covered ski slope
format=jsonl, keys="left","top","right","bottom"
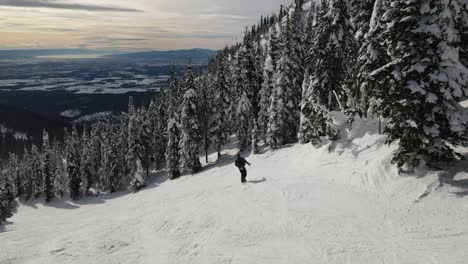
{"left": 2, "top": 119, "right": 468, "bottom": 264}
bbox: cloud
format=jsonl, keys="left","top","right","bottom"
{"left": 0, "top": 0, "right": 141, "bottom": 12}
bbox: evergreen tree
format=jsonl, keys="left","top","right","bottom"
{"left": 148, "top": 99, "right": 165, "bottom": 169}
{"left": 354, "top": 0, "right": 389, "bottom": 115}
{"left": 258, "top": 25, "right": 280, "bottom": 141}
{"left": 456, "top": 0, "right": 468, "bottom": 68}
{"left": 240, "top": 32, "right": 261, "bottom": 119}
{"left": 21, "top": 148, "right": 33, "bottom": 200}
{"left": 303, "top": 1, "right": 318, "bottom": 51}
{"left": 179, "top": 62, "right": 202, "bottom": 174}
{"left": 351, "top": 0, "right": 376, "bottom": 43}
{"left": 370, "top": 0, "right": 468, "bottom": 169}
{"left": 88, "top": 124, "right": 102, "bottom": 189}
{"left": 8, "top": 154, "right": 22, "bottom": 198}
{"left": 66, "top": 126, "right": 81, "bottom": 200}
{"left": 166, "top": 117, "right": 181, "bottom": 180}
{"left": 137, "top": 106, "right": 153, "bottom": 178}
{"left": 197, "top": 73, "right": 213, "bottom": 163}
{"left": 31, "top": 145, "right": 43, "bottom": 199}
{"left": 41, "top": 130, "right": 54, "bottom": 202}
{"left": 79, "top": 127, "right": 93, "bottom": 196}
{"left": 165, "top": 68, "right": 182, "bottom": 179}
{"left": 107, "top": 127, "right": 121, "bottom": 193}
{"left": 237, "top": 92, "right": 253, "bottom": 151}
{"left": 126, "top": 96, "right": 139, "bottom": 177}
{"left": 300, "top": 0, "right": 354, "bottom": 143}
{"left": 52, "top": 141, "right": 66, "bottom": 198}
{"left": 268, "top": 15, "right": 303, "bottom": 147}
{"left": 210, "top": 55, "right": 231, "bottom": 159}
{"left": 0, "top": 185, "right": 13, "bottom": 223}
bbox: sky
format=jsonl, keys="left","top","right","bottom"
{"left": 0, "top": 0, "right": 292, "bottom": 51}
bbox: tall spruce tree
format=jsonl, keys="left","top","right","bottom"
{"left": 20, "top": 148, "right": 33, "bottom": 200}
{"left": 31, "top": 144, "right": 43, "bottom": 199}
{"left": 237, "top": 92, "right": 253, "bottom": 151}
{"left": 240, "top": 32, "right": 260, "bottom": 119}
{"left": 258, "top": 25, "right": 280, "bottom": 142}
{"left": 126, "top": 96, "right": 139, "bottom": 177}
{"left": 41, "top": 130, "right": 54, "bottom": 202}
{"left": 268, "top": 13, "right": 304, "bottom": 147}
{"left": 66, "top": 126, "right": 81, "bottom": 200}
{"left": 300, "top": 0, "right": 354, "bottom": 143}
{"left": 79, "top": 127, "right": 90, "bottom": 196}
{"left": 179, "top": 61, "right": 202, "bottom": 174}
{"left": 210, "top": 55, "right": 231, "bottom": 159}
{"left": 166, "top": 67, "right": 182, "bottom": 179}
{"left": 355, "top": 0, "right": 389, "bottom": 116}
{"left": 370, "top": 0, "right": 468, "bottom": 169}
{"left": 166, "top": 117, "right": 181, "bottom": 180}
{"left": 0, "top": 185, "right": 13, "bottom": 223}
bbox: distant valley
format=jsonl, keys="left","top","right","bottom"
{"left": 0, "top": 48, "right": 214, "bottom": 157}
{"left": 0, "top": 48, "right": 214, "bottom": 119}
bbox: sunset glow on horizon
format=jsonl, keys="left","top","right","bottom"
{"left": 0, "top": 0, "right": 292, "bottom": 51}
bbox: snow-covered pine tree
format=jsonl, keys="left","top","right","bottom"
{"left": 168, "top": 65, "right": 181, "bottom": 112}
{"left": 210, "top": 54, "right": 231, "bottom": 159}
{"left": 457, "top": 0, "right": 468, "bottom": 68}
{"left": 197, "top": 72, "right": 213, "bottom": 164}
{"left": 351, "top": 0, "right": 377, "bottom": 44}
{"left": 66, "top": 126, "right": 81, "bottom": 200}
{"left": 137, "top": 106, "right": 153, "bottom": 178}
{"left": 354, "top": 0, "right": 389, "bottom": 116}
{"left": 0, "top": 185, "right": 13, "bottom": 223}
{"left": 148, "top": 99, "right": 165, "bottom": 169}
{"left": 52, "top": 142, "right": 66, "bottom": 198}
{"left": 166, "top": 117, "right": 181, "bottom": 180}
{"left": 126, "top": 96, "right": 139, "bottom": 177}
{"left": 154, "top": 94, "right": 169, "bottom": 167}
{"left": 98, "top": 124, "right": 111, "bottom": 191}
{"left": 370, "top": 0, "right": 468, "bottom": 169}
{"left": 21, "top": 147, "right": 33, "bottom": 200}
{"left": 88, "top": 123, "right": 101, "bottom": 189}
{"left": 268, "top": 14, "right": 304, "bottom": 147}
{"left": 79, "top": 127, "right": 93, "bottom": 196}
{"left": 240, "top": 31, "right": 260, "bottom": 119}
{"left": 165, "top": 67, "right": 182, "bottom": 180}
{"left": 107, "top": 126, "right": 121, "bottom": 193}
{"left": 179, "top": 61, "right": 202, "bottom": 174}
{"left": 98, "top": 121, "right": 120, "bottom": 192}
{"left": 303, "top": 1, "right": 317, "bottom": 51}
{"left": 41, "top": 129, "right": 54, "bottom": 202}
{"left": 254, "top": 36, "right": 265, "bottom": 120}
{"left": 8, "top": 154, "right": 22, "bottom": 199}
{"left": 258, "top": 24, "right": 280, "bottom": 142}
{"left": 31, "top": 144, "right": 43, "bottom": 199}
{"left": 300, "top": 0, "right": 354, "bottom": 143}
{"left": 237, "top": 92, "right": 253, "bottom": 151}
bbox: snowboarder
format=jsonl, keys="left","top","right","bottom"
{"left": 235, "top": 154, "right": 251, "bottom": 183}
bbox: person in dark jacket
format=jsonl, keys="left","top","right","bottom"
{"left": 235, "top": 154, "right": 251, "bottom": 183}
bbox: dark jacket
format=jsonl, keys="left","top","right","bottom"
{"left": 235, "top": 157, "right": 250, "bottom": 169}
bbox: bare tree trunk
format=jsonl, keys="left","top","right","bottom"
{"left": 378, "top": 116, "right": 382, "bottom": 135}
{"left": 205, "top": 133, "right": 209, "bottom": 164}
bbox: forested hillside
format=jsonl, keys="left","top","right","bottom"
{"left": 1, "top": 0, "right": 467, "bottom": 224}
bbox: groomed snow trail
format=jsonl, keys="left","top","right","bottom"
{"left": 2, "top": 134, "right": 468, "bottom": 264}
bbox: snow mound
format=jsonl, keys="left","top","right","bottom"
{"left": 2, "top": 117, "right": 468, "bottom": 264}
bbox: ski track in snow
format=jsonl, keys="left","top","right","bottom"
{"left": 1, "top": 136, "right": 468, "bottom": 264}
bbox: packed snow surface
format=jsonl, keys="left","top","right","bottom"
{"left": 2, "top": 128, "right": 468, "bottom": 264}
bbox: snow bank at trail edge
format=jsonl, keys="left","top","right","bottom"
{"left": 294, "top": 113, "right": 443, "bottom": 201}
{"left": 1, "top": 115, "right": 468, "bottom": 264}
